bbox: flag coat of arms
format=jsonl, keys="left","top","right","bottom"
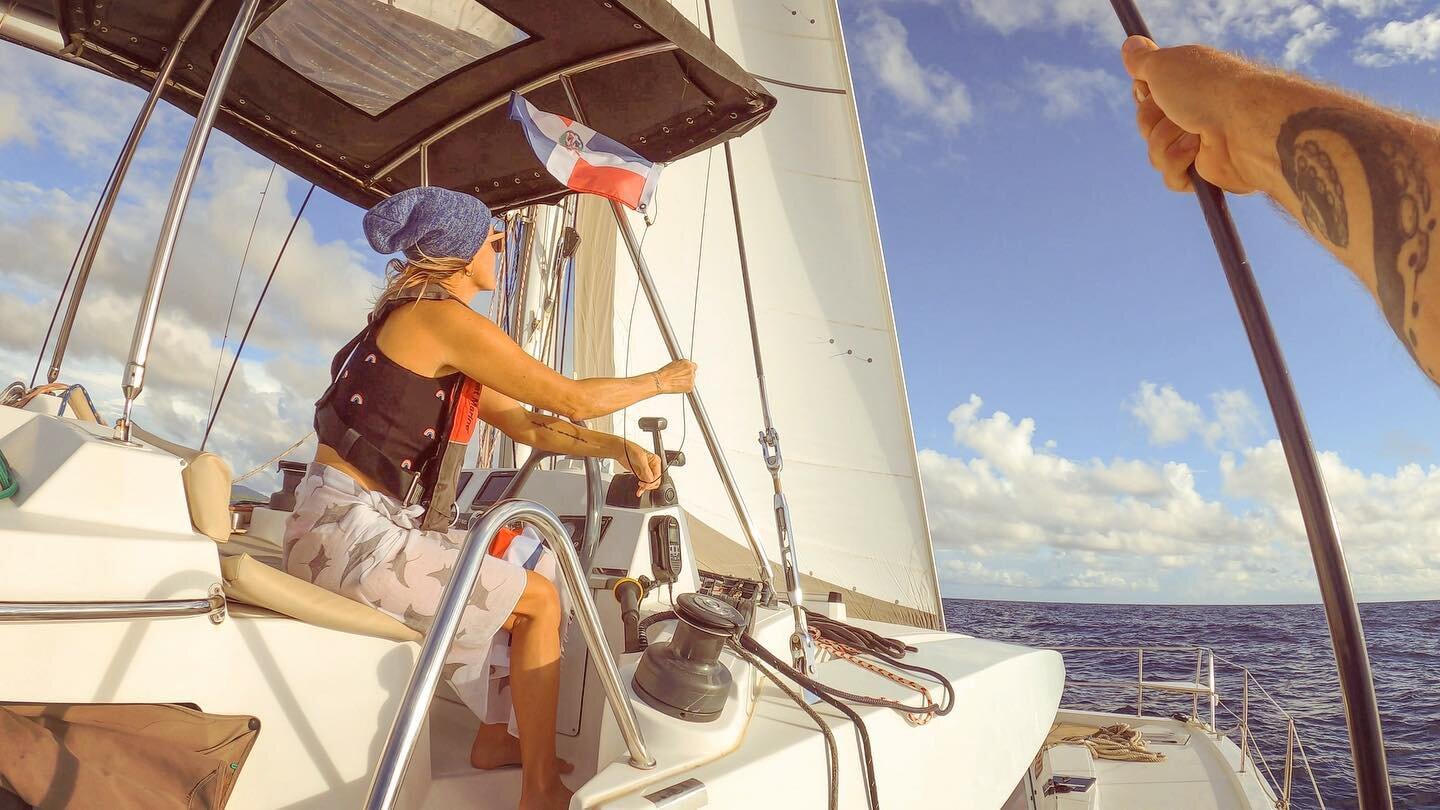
{"left": 508, "top": 92, "right": 662, "bottom": 211}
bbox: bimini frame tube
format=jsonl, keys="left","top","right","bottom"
{"left": 610, "top": 199, "right": 778, "bottom": 603}
{"left": 1109, "top": 3, "right": 1392, "bottom": 808}
{"left": 555, "top": 73, "right": 778, "bottom": 601}
{"left": 46, "top": 0, "right": 217, "bottom": 385}
{"left": 118, "top": 0, "right": 264, "bottom": 439}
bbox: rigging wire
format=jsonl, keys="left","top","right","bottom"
{"left": 29, "top": 139, "right": 128, "bottom": 387}
{"left": 232, "top": 429, "right": 314, "bottom": 484}
{"left": 200, "top": 182, "right": 316, "bottom": 452}
{"left": 675, "top": 147, "right": 713, "bottom": 456}
{"left": 206, "top": 163, "right": 276, "bottom": 429}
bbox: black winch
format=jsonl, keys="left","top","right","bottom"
{"left": 632, "top": 593, "right": 747, "bottom": 723}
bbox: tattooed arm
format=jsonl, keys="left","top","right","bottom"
{"left": 476, "top": 386, "right": 663, "bottom": 494}
{"left": 1121, "top": 36, "right": 1440, "bottom": 382}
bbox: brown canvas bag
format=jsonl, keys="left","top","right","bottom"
{"left": 0, "top": 703, "right": 260, "bottom": 809}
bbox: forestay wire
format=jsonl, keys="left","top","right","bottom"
{"left": 200, "top": 182, "right": 316, "bottom": 452}
{"left": 207, "top": 163, "right": 276, "bottom": 426}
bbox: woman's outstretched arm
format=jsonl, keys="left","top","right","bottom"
{"left": 476, "top": 387, "right": 663, "bottom": 494}
{"left": 431, "top": 302, "right": 694, "bottom": 421}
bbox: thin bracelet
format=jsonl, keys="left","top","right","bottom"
{"left": 652, "top": 372, "right": 660, "bottom": 392}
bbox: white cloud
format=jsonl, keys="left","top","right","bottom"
{"left": 1283, "top": 20, "right": 1340, "bottom": 65}
{"left": 924, "top": 394, "right": 1258, "bottom": 559}
{"left": 0, "top": 91, "right": 33, "bottom": 146}
{"left": 1355, "top": 12, "right": 1440, "bottom": 66}
{"left": 956, "top": 0, "right": 1408, "bottom": 66}
{"left": 0, "top": 47, "right": 379, "bottom": 487}
{"left": 927, "top": 390, "right": 1440, "bottom": 602}
{"left": 1129, "top": 382, "right": 1260, "bottom": 449}
{"left": 1023, "top": 62, "right": 1127, "bottom": 119}
{"left": 854, "top": 7, "right": 974, "bottom": 132}
{"left": 0, "top": 46, "right": 139, "bottom": 161}
{"left": 1321, "top": 0, "right": 1415, "bottom": 18}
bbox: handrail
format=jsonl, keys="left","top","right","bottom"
{"left": 365, "top": 499, "right": 654, "bottom": 810}
{"left": 0, "top": 591, "right": 224, "bottom": 623}
{"left": 494, "top": 429, "right": 603, "bottom": 571}
{"left": 1058, "top": 644, "right": 1325, "bottom": 809}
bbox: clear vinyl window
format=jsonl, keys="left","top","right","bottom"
{"left": 250, "top": 0, "right": 529, "bottom": 116}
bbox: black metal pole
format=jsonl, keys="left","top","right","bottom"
{"left": 1107, "top": 3, "right": 1391, "bottom": 807}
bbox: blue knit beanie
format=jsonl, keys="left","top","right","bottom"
{"left": 362, "top": 186, "right": 503, "bottom": 261}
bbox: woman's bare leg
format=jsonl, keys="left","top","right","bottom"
{"left": 474, "top": 571, "right": 572, "bottom": 810}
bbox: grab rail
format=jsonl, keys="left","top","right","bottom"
{"left": 1057, "top": 645, "right": 1325, "bottom": 810}
{"left": 0, "top": 589, "right": 225, "bottom": 623}
{"left": 365, "top": 499, "right": 655, "bottom": 810}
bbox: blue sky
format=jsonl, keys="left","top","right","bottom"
{"left": 834, "top": 0, "right": 1440, "bottom": 602}
{"left": 2, "top": 1, "right": 1438, "bottom": 604}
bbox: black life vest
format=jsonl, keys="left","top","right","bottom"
{"left": 314, "top": 285, "right": 483, "bottom": 531}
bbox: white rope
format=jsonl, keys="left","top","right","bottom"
{"left": 233, "top": 431, "right": 313, "bottom": 483}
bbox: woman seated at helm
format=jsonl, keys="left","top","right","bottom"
{"left": 283, "top": 186, "right": 693, "bottom": 810}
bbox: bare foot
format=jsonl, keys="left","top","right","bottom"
{"left": 469, "top": 723, "right": 573, "bottom": 773}
{"left": 519, "top": 780, "right": 574, "bottom": 810}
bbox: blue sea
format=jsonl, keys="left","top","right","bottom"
{"left": 942, "top": 599, "right": 1439, "bottom": 810}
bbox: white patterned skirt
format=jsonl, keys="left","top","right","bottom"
{"left": 282, "top": 462, "right": 533, "bottom": 724}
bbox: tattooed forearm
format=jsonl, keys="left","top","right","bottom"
{"left": 532, "top": 417, "right": 598, "bottom": 448}
{"left": 1277, "top": 108, "right": 1436, "bottom": 349}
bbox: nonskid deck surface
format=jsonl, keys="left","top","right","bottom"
{"left": 1053, "top": 710, "right": 1276, "bottom": 810}
{"left": 419, "top": 695, "right": 527, "bottom": 809}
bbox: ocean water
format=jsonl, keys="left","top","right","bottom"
{"left": 942, "top": 599, "right": 1439, "bottom": 810}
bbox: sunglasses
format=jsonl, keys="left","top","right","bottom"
{"left": 488, "top": 219, "right": 507, "bottom": 254}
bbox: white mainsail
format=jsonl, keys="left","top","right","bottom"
{"left": 570, "top": 0, "right": 943, "bottom": 625}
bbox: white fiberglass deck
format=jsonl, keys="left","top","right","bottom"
{"left": 1048, "top": 710, "right": 1278, "bottom": 809}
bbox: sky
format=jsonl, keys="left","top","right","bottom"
{"left": 1, "top": 1, "right": 1438, "bottom": 605}
{"left": 836, "top": 0, "right": 1440, "bottom": 603}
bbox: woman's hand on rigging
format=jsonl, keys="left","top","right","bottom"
{"left": 652, "top": 360, "right": 696, "bottom": 395}
{"left": 615, "top": 440, "right": 663, "bottom": 497}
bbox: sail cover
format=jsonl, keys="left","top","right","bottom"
{"left": 0, "top": 0, "right": 774, "bottom": 211}
{"left": 575, "top": 0, "right": 944, "bottom": 627}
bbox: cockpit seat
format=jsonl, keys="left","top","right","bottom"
{"left": 127, "top": 424, "right": 233, "bottom": 543}
{"left": 220, "top": 552, "right": 421, "bottom": 643}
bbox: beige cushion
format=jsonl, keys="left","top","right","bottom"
{"left": 128, "top": 424, "right": 234, "bottom": 543}
{"left": 220, "top": 553, "right": 421, "bottom": 643}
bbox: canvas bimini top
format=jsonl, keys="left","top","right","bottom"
{"left": 3, "top": 0, "right": 775, "bottom": 210}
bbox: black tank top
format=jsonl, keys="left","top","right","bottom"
{"left": 314, "top": 287, "right": 468, "bottom": 499}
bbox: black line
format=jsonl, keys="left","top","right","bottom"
{"left": 752, "top": 73, "right": 848, "bottom": 95}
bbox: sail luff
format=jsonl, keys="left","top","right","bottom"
{"left": 822, "top": 0, "right": 945, "bottom": 623}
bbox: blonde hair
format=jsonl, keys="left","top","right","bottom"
{"left": 372, "top": 250, "right": 470, "bottom": 315}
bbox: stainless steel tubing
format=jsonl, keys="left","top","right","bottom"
{"left": 1241, "top": 670, "right": 1250, "bottom": 774}
{"left": 0, "top": 597, "right": 214, "bottom": 621}
{"left": 581, "top": 455, "right": 604, "bottom": 570}
{"left": 118, "top": 0, "right": 263, "bottom": 439}
{"left": 610, "top": 201, "right": 778, "bottom": 601}
{"left": 365, "top": 499, "right": 653, "bottom": 810}
{"left": 47, "top": 0, "right": 217, "bottom": 385}
{"left": 1136, "top": 648, "right": 1145, "bottom": 718}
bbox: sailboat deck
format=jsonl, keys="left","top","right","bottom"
{"left": 1051, "top": 710, "right": 1277, "bottom": 809}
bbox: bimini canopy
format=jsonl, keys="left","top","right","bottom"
{"left": 2, "top": 0, "right": 775, "bottom": 210}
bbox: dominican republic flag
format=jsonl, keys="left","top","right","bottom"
{"left": 508, "top": 92, "right": 662, "bottom": 211}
